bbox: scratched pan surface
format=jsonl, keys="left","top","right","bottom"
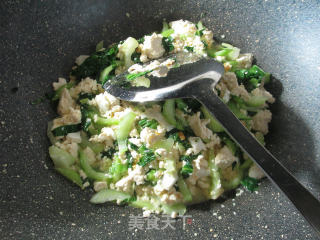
{"left": 1, "top": 0, "right": 320, "bottom": 239}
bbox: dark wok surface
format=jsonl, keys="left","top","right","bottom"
{"left": 1, "top": 0, "right": 320, "bottom": 239}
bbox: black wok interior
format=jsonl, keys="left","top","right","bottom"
{"left": 1, "top": 1, "right": 320, "bottom": 239}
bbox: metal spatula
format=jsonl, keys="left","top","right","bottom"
{"left": 103, "top": 57, "right": 320, "bottom": 235}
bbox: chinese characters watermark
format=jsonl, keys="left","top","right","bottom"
{"left": 128, "top": 214, "right": 192, "bottom": 230}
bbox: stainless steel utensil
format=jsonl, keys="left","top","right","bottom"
{"left": 103, "top": 58, "right": 320, "bottom": 235}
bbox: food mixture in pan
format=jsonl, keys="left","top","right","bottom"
{"left": 48, "top": 20, "right": 275, "bottom": 218}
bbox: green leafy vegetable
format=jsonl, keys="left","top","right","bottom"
{"left": 184, "top": 46, "right": 194, "bottom": 52}
{"left": 79, "top": 150, "right": 109, "bottom": 181}
{"left": 101, "top": 148, "right": 116, "bottom": 159}
{"left": 56, "top": 168, "right": 83, "bottom": 188}
{"left": 162, "top": 36, "right": 174, "bottom": 52}
{"left": 137, "top": 144, "right": 156, "bottom": 167}
{"left": 138, "top": 118, "right": 159, "bottom": 129}
{"left": 146, "top": 169, "right": 157, "bottom": 185}
{"left": 51, "top": 123, "right": 81, "bottom": 137}
{"left": 71, "top": 45, "right": 118, "bottom": 81}
{"left": 241, "top": 176, "right": 259, "bottom": 192}
{"left": 116, "top": 112, "right": 136, "bottom": 153}
{"left": 162, "top": 29, "right": 174, "bottom": 37}
{"left": 96, "top": 40, "right": 104, "bottom": 51}
{"left": 90, "top": 189, "right": 131, "bottom": 204}
{"left": 180, "top": 154, "right": 198, "bottom": 178}
{"left": 235, "top": 65, "right": 271, "bottom": 92}
{"left": 126, "top": 70, "right": 153, "bottom": 81}
{"left": 108, "top": 157, "right": 128, "bottom": 182}
{"left": 131, "top": 51, "right": 141, "bottom": 63}
{"left": 49, "top": 145, "right": 76, "bottom": 169}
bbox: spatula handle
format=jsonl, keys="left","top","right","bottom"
{"left": 193, "top": 84, "right": 320, "bottom": 236}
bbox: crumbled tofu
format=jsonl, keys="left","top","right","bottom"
{"left": 52, "top": 108, "right": 81, "bottom": 129}
{"left": 186, "top": 137, "right": 206, "bottom": 155}
{"left": 57, "top": 88, "right": 75, "bottom": 116}
{"left": 116, "top": 165, "right": 145, "bottom": 193}
{"left": 83, "top": 147, "right": 96, "bottom": 165}
{"left": 53, "top": 78, "right": 67, "bottom": 91}
{"left": 186, "top": 155, "right": 210, "bottom": 185}
{"left": 222, "top": 72, "right": 250, "bottom": 101}
{"left": 93, "top": 181, "right": 108, "bottom": 192}
{"left": 170, "top": 19, "right": 197, "bottom": 36}
{"left": 90, "top": 127, "right": 115, "bottom": 147}
{"left": 66, "top": 131, "right": 82, "bottom": 143}
{"left": 142, "top": 105, "right": 174, "bottom": 131}
{"left": 69, "top": 77, "right": 98, "bottom": 98}
{"left": 140, "top": 127, "right": 164, "bottom": 147}
{"left": 214, "top": 146, "right": 238, "bottom": 169}
{"left": 251, "top": 87, "right": 275, "bottom": 104}
{"left": 94, "top": 91, "right": 120, "bottom": 114}
{"left": 252, "top": 110, "right": 272, "bottom": 134}
{"left": 55, "top": 141, "right": 79, "bottom": 159}
{"left": 248, "top": 164, "right": 265, "bottom": 179}
{"left": 188, "top": 112, "right": 214, "bottom": 141}
{"left": 140, "top": 33, "right": 165, "bottom": 61}
{"left": 75, "top": 55, "right": 89, "bottom": 66}
{"left": 236, "top": 53, "right": 253, "bottom": 69}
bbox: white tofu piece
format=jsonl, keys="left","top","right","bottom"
{"left": 188, "top": 112, "right": 214, "bottom": 141}
{"left": 93, "top": 181, "right": 108, "bottom": 192}
{"left": 251, "top": 87, "right": 275, "bottom": 104}
{"left": 140, "top": 33, "right": 165, "bottom": 60}
{"left": 252, "top": 110, "right": 272, "bottom": 135}
{"left": 236, "top": 53, "right": 253, "bottom": 69}
{"left": 140, "top": 127, "right": 164, "bottom": 147}
{"left": 75, "top": 55, "right": 89, "bottom": 66}
{"left": 94, "top": 91, "right": 120, "bottom": 114}
{"left": 249, "top": 164, "right": 265, "bottom": 179}
{"left": 57, "top": 88, "right": 75, "bottom": 116}
{"left": 52, "top": 78, "right": 67, "bottom": 91}
{"left": 186, "top": 137, "right": 206, "bottom": 155}
{"left": 214, "top": 146, "right": 238, "bottom": 169}
{"left": 66, "top": 131, "right": 82, "bottom": 143}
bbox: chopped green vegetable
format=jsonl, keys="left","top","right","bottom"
{"left": 79, "top": 150, "right": 109, "bottom": 181}
{"left": 162, "top": 99, "right": 177, "bottom": 126}
{"left": 30, "top": 97, "right": 45, "bottom": 105}
{"left": 177, "top": 177, "right": 192, "bottom": 202}
{"left": 55, "top": 168, "right": 83, "bottom": 188}
{"left": 138, "top": 118, "right": 159, "bottom": 129}
{"left": 101, "top": 148, "right": 116, "bottom": 159}
{"left": 162, "top": 36, "right": 174, "bottom": 52}
{"left": 90, "top": 189, "right": 131, "bottom": 204}
{"left": 99, "top": 65, "right": 114, "bottom": 85}
{"left": 116, "top": 112, "right": 136, "bottom": 153}
{"left": 184, "top": 46, "right": 194, "bottom": 52}
{"left": 71, "top": 45, "right": 118, "bottom": 81}
{"left": 161, "top": 203, "right": 186, "bottom": 216}
{"left": 241, "top": 176, "right": 259, "bottom": 192}
{"left": 94, "top": 116, "right": 119, "bottom": 127}
{"left": 49, "top": 146, "right": 76, "bottom": 169}
{"left": 176, "top": 99, "right": 189, "bottom": 113}
{"left": 47, "top": 121, "right": 57, "bottom": 145}
{"left": 146, "top": 169, "right": 157, "bottom": 185}
{"left": 51, "top": 123, "right": 81, "bottom": 137}
{"left": 126, "top": 70, "right": 153, "bottom": 81}
{"left": 119, "top": 37, "right": 139, "bottom": 68}
{"left": 108, "top": 157, "right": 128, "bottom": 182}
{"left": 166, "top": 129, "right": 191, "bottom": 149}
{"left": 51, "top": 82, "right": 75, "bottom": 101}
{"left": 235, "top": 65, "right": 271, "bottom": 92}
{"left": 201, "top": 106, "right": 224, "bottom": 133}
{"left": 208, "top": 150, "right": 224, "bottom": 199}
{"left": 96, "top": 40, "right": 104, "bottom": 51}
{"left": 161, "top": 21, "right": 169, "bottom": 32}
{"left": 131, "top": 51, "right": 141, "bottom": 63}
{"left": 180, "top": 154, "right": 198, "bottom": 178}
{"left": 137, "top": 144, "right": 156, "bottom": 167}
{"left": 152, "top": 138, "right": 174, "bottom": 152}
{"left": 79, "top": 131, "right": 105, "bottom": 154}
{"left": 162, "top": 29, "right": 174, "bottom": 37}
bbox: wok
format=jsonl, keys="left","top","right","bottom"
{"left": 1, "top": 0, "right": 319, "bottom": 239}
